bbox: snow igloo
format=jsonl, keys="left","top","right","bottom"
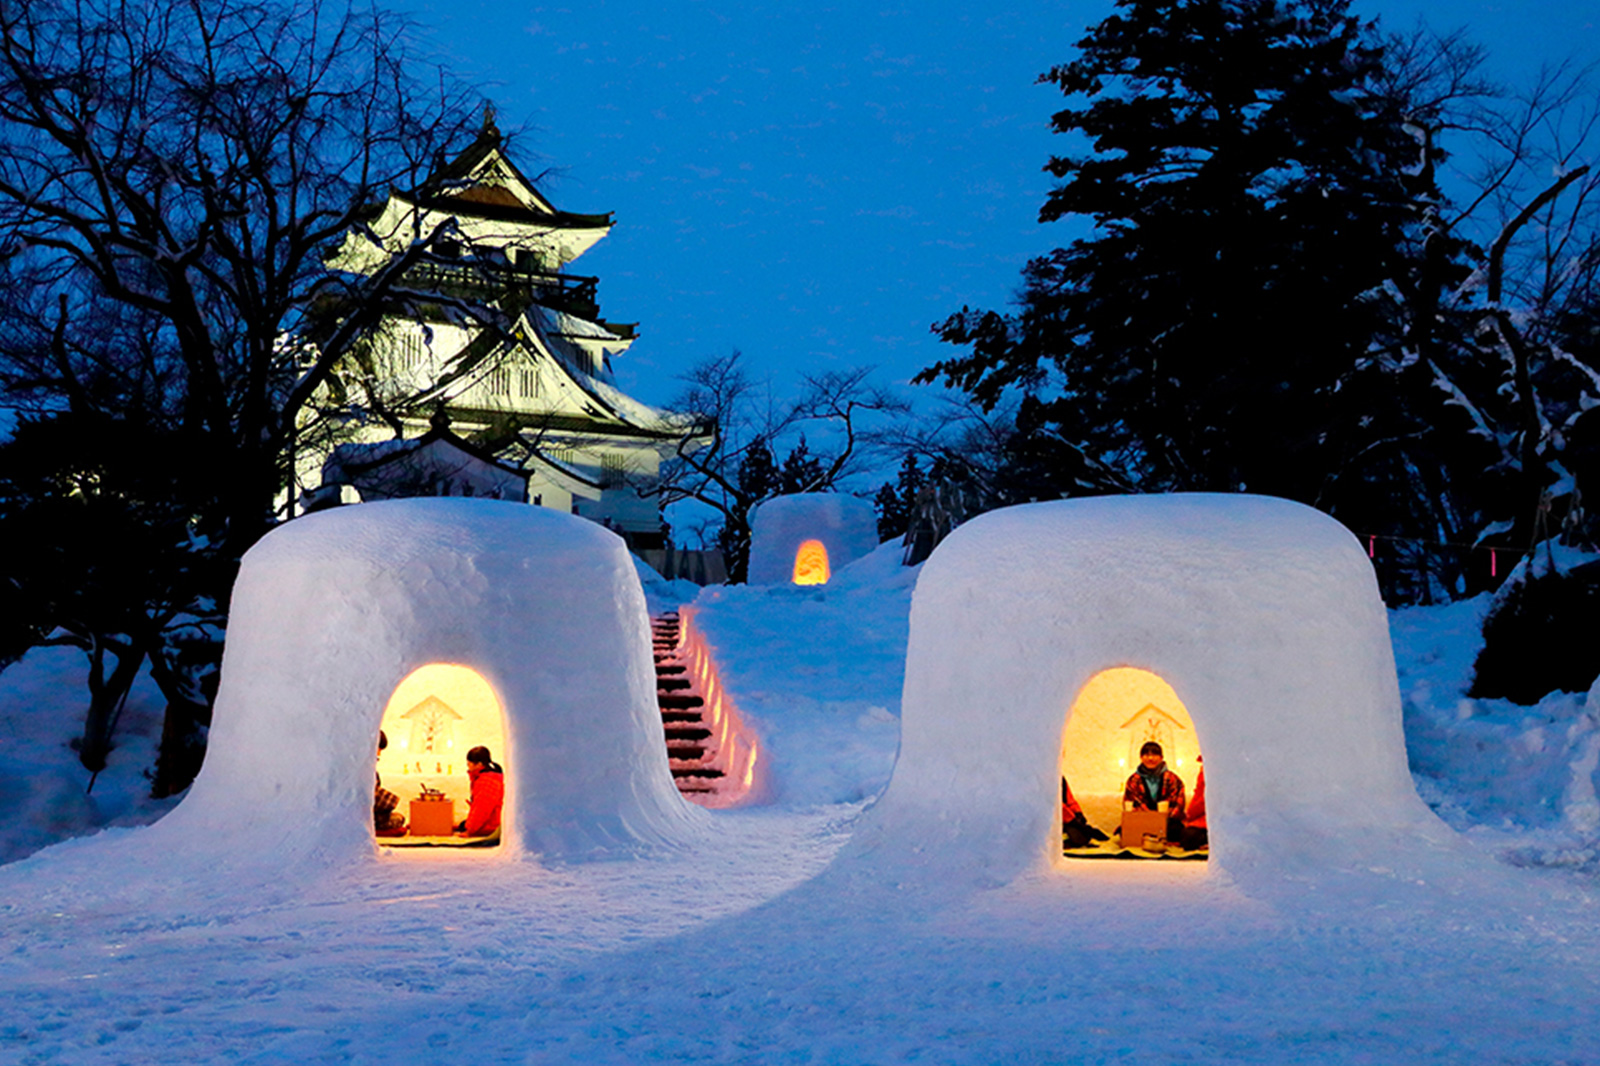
{"left": 150, "top": 498, "right": 700, "bottom": 869}
{"left": 747, "top": 493, "right": 879, "bottom": 586}
{"left": 861, "top": 494, "right": 1450, "bottom": 885}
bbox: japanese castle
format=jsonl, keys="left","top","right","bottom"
{"left": 300, "top": 113, "right": 711, "bottom": 549}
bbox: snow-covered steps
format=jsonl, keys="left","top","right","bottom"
{"left": 651, "top": 611, "right": 762, "bottom": 806}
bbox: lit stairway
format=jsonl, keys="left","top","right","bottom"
{"left": 652, "top": 610, "right": 758, "bottom": 804}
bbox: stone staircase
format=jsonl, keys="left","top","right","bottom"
{"left": 652, "top": 610, "right": 760, "bottom": 806}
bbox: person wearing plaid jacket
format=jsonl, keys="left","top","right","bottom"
{"left": 1122, "top": 741, "right": 1187, "bottom": 843}
{"left": 374, "top": 731, "right": 406, "bottom": 835}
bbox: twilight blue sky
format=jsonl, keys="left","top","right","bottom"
{"left": 395, "top": 1, "right": 1598, "bottom": 421}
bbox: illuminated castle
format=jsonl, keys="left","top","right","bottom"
{"left": 301, "top": 111, "right": 712, "bottom": 548}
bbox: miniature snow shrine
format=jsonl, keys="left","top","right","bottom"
{"left": 151, "top": 498, "right": 702, "bottom": 867}
{"left": 301, "top": 111, "right": 712, "bottom": 547}
{"left": 747, "top": 493, "right": 880, "bottom": 586}
{"left": 859, "top": 494, "right": 1448, "bottom": 885}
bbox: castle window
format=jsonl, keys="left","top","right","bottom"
{"left": 518, "top": 369, "right": 539, "bottom": 398}
{"left": 399, "top": 331, "right": 425, "bottom": 370}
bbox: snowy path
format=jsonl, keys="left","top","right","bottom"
{"left": 5, "top": 829, "right": 1598, "bottom": 1064}
{"left": 0, "top": 804, "right": 861, "bottom": 1063}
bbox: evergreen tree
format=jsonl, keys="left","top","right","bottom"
{"left": 737, "top": 440, "right": 782, "bottom": 503}
{"left": 0, "top": 414, "right": 230, "bottom": 784}
{"left": 777, "top": 436, "right": 826, "bottom": 496}
{"left": 874, "top": 453, "right": 926, "bottom": 540}
{"left": 874, "top": 482, "right": 906, "bottom": 542}
{"left": 714, "top": 439, "right": 783, "bottom": 583}
{"left": 921, "top": 0, "right": 1443, "bottom": 513}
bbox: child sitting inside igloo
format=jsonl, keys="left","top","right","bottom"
{"left": 454, "top": 745, "right": 504, "bottom": 839}
{"left": 1121, "top": 741, "right": 1194, "bottom": 848}
{"left": 1182, "top": 754, "right": 1207, "bottom": 851}
{"left": 374, "top": 730, "right": 407, "bottom": 837}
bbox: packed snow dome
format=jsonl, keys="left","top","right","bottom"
{"left": 147, "top": 498, "right": 701, "bottom": 870}
{"left": 863, "top": 494, "right": 1455, "bottom": 886}
{"left": 746, "top": 493, "right": 880, "bottom": 586}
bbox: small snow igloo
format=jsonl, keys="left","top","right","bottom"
{"left": 747, "top": 493, "right": 879, "bottom": 586}
{"left": 863, "top": 494, "right": 1448, "bottom": 885}
{"left": 155, "top": 498, "right": 700, "bottom": 867}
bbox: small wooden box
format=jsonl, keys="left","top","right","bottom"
{"left": 409, "top": 796, "right": 455, "bottom": 837}
{"left": 1120, "top": 809, "right": 1168, "bottom": 851}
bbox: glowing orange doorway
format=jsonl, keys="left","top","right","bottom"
{"left": 792, "top": 539, "right": 831, "bottom": 585}
{"left": 1059, "top": 667, "right": 1206, "bottom": 858}
{"left": 375, "top": 663, "right": 507, "bottom": 849}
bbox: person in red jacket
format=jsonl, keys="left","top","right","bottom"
{"left": 1061, "top": 777, "right": 1110, "bottom": 849}
{"left": 1122, "top": 741, "right": 1186, "bottom": 844}
{"left": 455, "top": 746, "right": 504, "bottom": 838}
{"left": 1178, "top": 754, "right": 1208, "bottom": 851}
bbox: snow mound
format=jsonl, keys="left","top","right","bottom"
{"left": 747, "top": 493, "right": 879, "bottom": 586}
{"left": 684, "top": 539, "right": 919, "bottom": 807}
{"left": 146, "top": 499, "right": 702, "bottom": 874}
{"left": 856, "top": 494, "right": 1456, "bottom": 886}
{"left": 0, "top": 646, "right": 175, "bottom": 866}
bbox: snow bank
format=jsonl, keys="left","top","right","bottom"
{"left": 1396, "top": 592, "right": 1600, "bottom": 872}
{"left": 746, "top": 493, "right": 879, "bottom": 586}
{"left": 147, "top": 499, "right": 702, "bottom": 873}
{"left": 686, "top": 540, "right": 917, "bottom": 807}
{"left": 0, "top": 646, "right": 177, "bottom": 866}
{"left": 857, "top": 494, "right": 1455, "bottom": 886}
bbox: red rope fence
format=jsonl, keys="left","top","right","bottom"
{"left": 1360, "top": 532, "right": 1531, "bottom": 579}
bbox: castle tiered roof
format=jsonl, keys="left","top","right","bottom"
{"left": 309, "top": 111, "right": 712, "bottom": 543}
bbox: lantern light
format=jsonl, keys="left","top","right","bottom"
{"left": 743, "top": 741, "right": 759, "bottom": 789}
{"left": 792, "top": 539, "right": 831, "bottom": 585}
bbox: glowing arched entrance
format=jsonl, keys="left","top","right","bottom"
{"left": 792, "top": 539, "right": 831, "bottom": 585}
{"left": 1059, "top": 667, "right": 1205, "bottom": 857}
{"left": 375, "top": 663, "right": 507, "bottom": 848}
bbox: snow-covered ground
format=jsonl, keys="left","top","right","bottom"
{"left": 2, "top": 538, "right": 1598, "bottom": 1064}
{"left": 0, "top": 645, "right": 181, "bottom": 869}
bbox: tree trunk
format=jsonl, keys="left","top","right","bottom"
{"left": 146, "top": 640, "right": 223, "bottom": 798}
{"left": 77, "top": 637, "right": 145, "bottom": 774}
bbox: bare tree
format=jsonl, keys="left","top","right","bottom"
{"left": 0, "top": 0, "right": 482, "bottom": 787}
{"left": 1368, "top": 27, "right": 1600, "bottom": 586}
{"left": 0, "top": 0, "right": 481, "bottom": 551}
{"left": 1418, "top": 41, "right": 1600, "bottom": 550}
{"left": 645, "top": 351, "right": 907, "bottom": 581}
